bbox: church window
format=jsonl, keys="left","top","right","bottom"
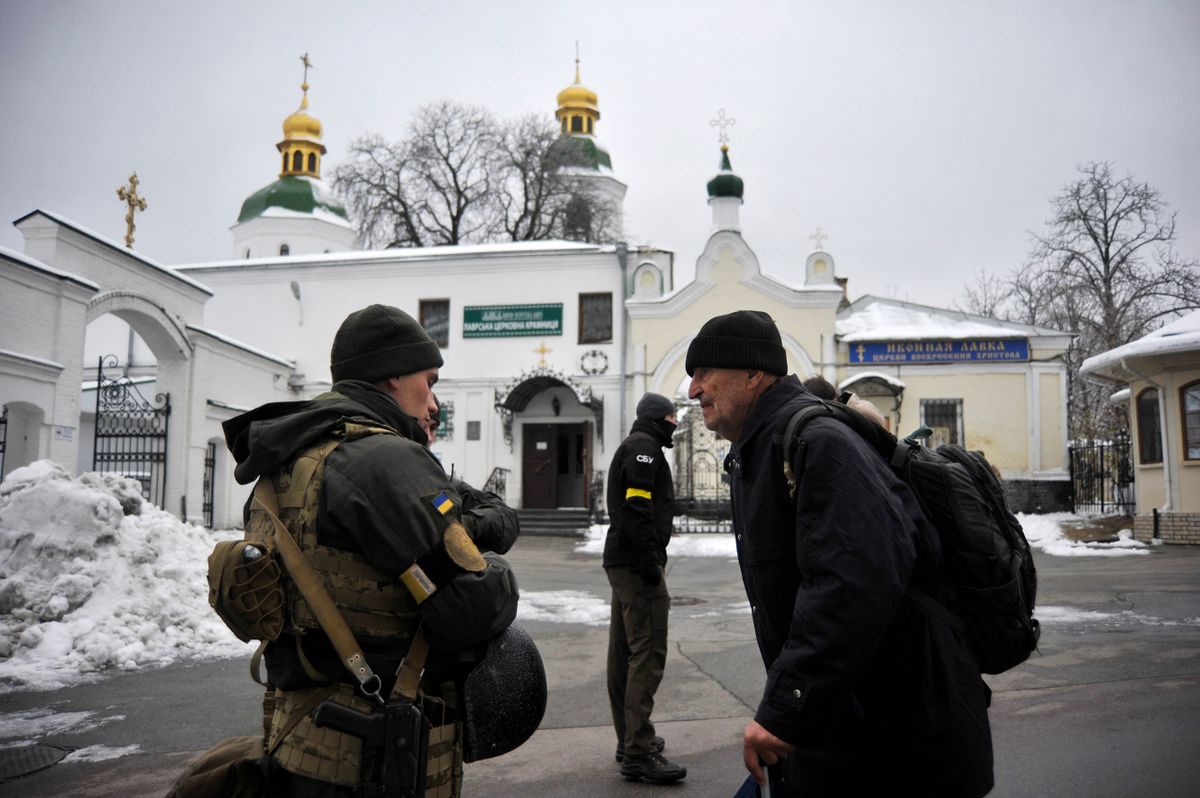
{"left": 571, "top": 116, "right": 583, "bottom": 133}
{"left": 1137, "top": 388, "right": 1162, "bottom": 464}
{"left": 420, "top": 299, "right": 450, "bottom": 347}
{"left": 307, "top": 153, "right": 317, "bottom": 172}
{"left": 579, "top": 293, "right": 612, "bottom": 343}
{"left": 1182, "top": 381, "right": 1200, "bottom": 460}
{"left": 586, "top": 118, "right": 593, "bottom": 134}
{"left": 279, "top": 244, "right": 290, "bottom": 256}
{"left": 920, "top": 399, "right": 962, "bottom": 448}
{"left": 292, "top": 151, "right": 303, "bottom": 171}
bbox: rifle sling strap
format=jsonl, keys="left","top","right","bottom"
{"left": 252, "top": 478, "right": 430, "bottom": 706}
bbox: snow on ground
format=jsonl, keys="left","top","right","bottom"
{"left": 0, "top": 459, "right": 1152, "bottom": 699}
{"left": 0, "top": 460, "right": 253, "bottom": 693}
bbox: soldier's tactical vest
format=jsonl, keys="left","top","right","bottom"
{"left": 248, "top": 420, "right": 462, "bottom": 797}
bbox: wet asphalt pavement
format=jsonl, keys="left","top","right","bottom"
{"left": 1, "top": 533, "right": 1198, "bottom": 797}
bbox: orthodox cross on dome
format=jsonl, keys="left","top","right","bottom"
{"left": 116, "top": 172, "right": 147, "bottom": 249}
{"left": 574, "top": 40, "right": 581, "bottom": 82}
{"left": 809, "top": 226, "right": 829, "bottom": 250}
{"left": 709, "top": 108, "right": 736, "bottom": 148}
{"left": 534, "top": 340, "right": 553, "bottom": 368}
{"left": 299, "top": 52, "right": 312, "bottom": 102}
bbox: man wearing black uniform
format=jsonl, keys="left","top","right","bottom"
{"left": 603, "top": 392, "right": 687, "bottom": 783}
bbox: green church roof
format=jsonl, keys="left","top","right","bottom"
{"left": 706, "top": 148, "right": 744, "bottom": 199}
{"left": 237, "top": 175, "right": 350, "bottom": 224}
{"left": 551, "top": 134, "right": 614, "bottom": 172}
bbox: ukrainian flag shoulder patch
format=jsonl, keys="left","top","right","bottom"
{"left": 431, "top": 491, "right": 455, "bottom": 515}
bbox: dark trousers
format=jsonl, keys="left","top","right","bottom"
{"left": 606, "top": 565, "right": 670, "bottom": 757}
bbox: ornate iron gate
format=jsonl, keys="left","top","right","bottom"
{"left": 672, "top": 404, "right": 733, "bottom": 533}
{"left": 93, "top": 355, "right": 170, "bottom": 507}
{"left": 1069, "top": 433, "right": 1135, "bottom": 516}
{"left": 202, "top": 441, "right": 217, "bottom": 528}
{"left": 0, "top": 407, "right": 7, "bottom": 477}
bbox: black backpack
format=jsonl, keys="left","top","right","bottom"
{"left": 778, "top": 399, "right": 1040, "bottom": 675}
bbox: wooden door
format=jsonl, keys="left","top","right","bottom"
{"left": 522, "top": 424, "right": 557, "bottom": 508}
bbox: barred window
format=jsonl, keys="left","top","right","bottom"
{"left": 467, "top": 420, "right": 481, "bottom": 441}
{"left": 579, "top": 293, "right": 612, "bottom": 344}
{"left": 920, "top": 398, "right": 962, "bottom": 448}
{"left": 420, "top": 299, "right": 449, "bottom": 348}
{"left": 1136, "top": 389, "right": 1162, "bottom": 464}
{"left": 1183, "top": 382, "right": 1200, "bottom": 460}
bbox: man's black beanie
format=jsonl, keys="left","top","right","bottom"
{"left": 330, "top": 304, "right": 444, "bottom": 383}
{"left": 636, "top": 392, "right": 675, "bottom": 420}
{"left": 684, "top": 310, "right": 787, "bottom": 377}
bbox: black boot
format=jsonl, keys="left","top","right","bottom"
{"left": 620, "top": 752, "right": 687, "bottom": 783}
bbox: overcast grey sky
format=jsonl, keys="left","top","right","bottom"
{"left": 1, "top": 0, "right": 1197, "bottom": 309}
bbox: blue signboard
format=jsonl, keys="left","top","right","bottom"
{"left": 848, "top": 339, "right": 1029, "bottom": 364}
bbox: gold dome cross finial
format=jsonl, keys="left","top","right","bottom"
{"left": 116, "top": 172, "right": 147, "bottom": 249}
{"left": 574, "top": 40, "right": 581, "bottom": 83}
{"left": 709, "top": 108, "right": 736, "bottom": 150}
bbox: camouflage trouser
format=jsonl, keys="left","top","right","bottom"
{"left": 606, "top": 565, "right": 670, "bottom": 757}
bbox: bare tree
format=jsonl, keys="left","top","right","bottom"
{"left": 955, "top": 269, "right": 1011, "bottom": 317}
{"left": 963, "top": 162, "right": 1200, "bottom": 438}
{"left": 335, "top": 102, "right": 619, "bottom": 248}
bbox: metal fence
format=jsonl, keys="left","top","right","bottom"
{"left": 93, "top": 355, "right": 170, "bottom": 508}
{"left": 1069, "top": 435, "right": 1135, "bottom": 516}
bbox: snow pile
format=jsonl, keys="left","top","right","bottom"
{"left": 0, "top": 460, "right": 252, "bottom": 693}
{"left": 1017, "top": 512, "right": 1148, "bottom": 557}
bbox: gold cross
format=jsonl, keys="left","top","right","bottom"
{"left": 810, "top": 227, "right": 829, "bottom": 250}
{"left": 300, "top": 52, "right": 312, "bottom": 85}
{"left": 116, "top": 172, "right": 147, "bottom": 249}
{"left": 709, "top": 109, "right": 736, "bottom": 146}
{"left": 534, "top": 341, "right": 553, "bottom": 368}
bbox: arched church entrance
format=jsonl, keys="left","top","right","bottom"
{"left": 82, "top": 292, "right": 192, "bottom": 511}
{"left": 495, "top": 367, "right": 604, "bottom": 509}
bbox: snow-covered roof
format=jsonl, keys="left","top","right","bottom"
{"left": 1080, "top": 310, "right": 1200, "bottom": 383}
{"left": 0, "top": 244, "right": 100, "bottom": 291}
{"left": 187, "top": 325, "right": 296, "bottom": 368}
{"left": 176, "top": 238, "right": 610, "bottom": 271}
{"left": 838, "top": 371, "right": 906, "bottom": 391}
{"left": 12, "top": 210, "right": 213, "bottom": 295}
{"left": 256, "top": 205, "right": 355, "bottom": 228}
{"left": 836, "top": 295, "right": 1069, "bottom": 342}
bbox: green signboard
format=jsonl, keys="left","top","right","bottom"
{"left": 463, "top": 304, "right": 563, "bottom": 338}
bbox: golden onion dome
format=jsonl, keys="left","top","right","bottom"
{"left": 282, "top": 86, "right": 323, "bottom": 141}
{"left": 556, "top": 62, "right": 599, "bottom": 114}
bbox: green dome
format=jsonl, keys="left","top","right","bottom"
{"left": 706, "top": 148, "right": 744, "bottom": 199}
{"left": 551, "top": 134, "right": 613, "bottom": 172}
{"left": 237, "top": 175, "right": 349, "bottom": 223}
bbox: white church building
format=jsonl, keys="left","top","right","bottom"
{"left": 0, "top": 59, "right": 1075, "bottom": 530}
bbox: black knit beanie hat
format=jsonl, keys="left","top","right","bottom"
{"left": 685, "top": 310, "right": 787, "bottom": 377}
{"left": 330, "top": 304, "right": 444, "bottom": 383}
{"left": 636, "top": 392, "right": 675, "bottom": 420}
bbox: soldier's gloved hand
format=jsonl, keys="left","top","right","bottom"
{"left": 639, "top": 560, "right": 662, "bottom": 587}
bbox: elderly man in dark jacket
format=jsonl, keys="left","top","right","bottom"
{"left": 685, "top": 310, "right": 993, "bottom": 797}
{"left": 222, "top": 304, "right": 519, "bottom": 796}
{"left": 602, "top": 392, "right": 687, "bottom": 783}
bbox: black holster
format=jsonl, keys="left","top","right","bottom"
{"left": 313, "top": 698, "right": 428, "bottom": 798}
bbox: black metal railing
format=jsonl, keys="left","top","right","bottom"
{"left": 1069, "top": 435, "right": 1135, "bottom": 516}
{"left": 93, "top": 355, "right": 170, "bottom": 508}
{"left": 202, "top": 441, "right": 217, "bottom": 528}
{"left": 0, "top": 407, "right": 7, "bottom": 477}
{"left": 483, "top": 466, "right": 510, "bottom": 503}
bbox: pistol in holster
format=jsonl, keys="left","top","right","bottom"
{"left": 314, "top": 698, "right": 428, "bottom": 798}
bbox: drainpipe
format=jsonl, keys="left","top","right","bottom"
{"left": 1120, "top": 357, "right": 1173, "bottom": 515}
{"left": 617, "top": 242, "right": 629, "bottom": 437}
